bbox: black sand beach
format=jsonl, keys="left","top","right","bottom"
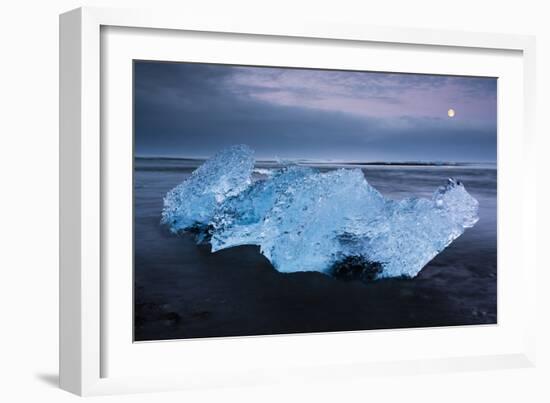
{"left": 134, "top": 159, "right": 497, "bottom": 341}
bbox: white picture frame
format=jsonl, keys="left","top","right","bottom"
{"left": 59, "top": 6, "right": 538, "bottom": 396}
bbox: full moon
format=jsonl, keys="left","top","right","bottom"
{"left": 447, "top": 108, "right": 456, "bottom": 118}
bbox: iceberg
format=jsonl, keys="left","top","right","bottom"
{"left": 210, "top": 165, "right": 315, "bottom": 251}
{"left": 162, "top": 145, "right": 479, "bottom": 280}
{"left": 161, "top": 144, "right": 255, "bottom": 234}
{"left": 333, "top": 178, "right": 479, "bottom": 278}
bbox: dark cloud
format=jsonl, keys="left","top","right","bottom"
{"left": 134, "top": 61, "right": 497, "bottom": 162}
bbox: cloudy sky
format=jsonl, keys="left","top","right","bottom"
{"left": 134, "top": 61, "right": 497, "bottom": 162}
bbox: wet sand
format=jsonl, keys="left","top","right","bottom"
{"left": 134, "top": 162, "right": 497, "bottom": 341}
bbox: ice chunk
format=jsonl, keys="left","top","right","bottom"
{"left": 210, "top": 166, "right": 315, "bottom": 251}
{"left": 161, "top": 145, "right": 255, "bottom": 233}
{"left": 335, "top": 178, "right": 479, "bottom": 278}
{"left": 162, "top": 146, "right": 479, "bottom": 280}
{"left": 247, "top": 169, "right": 387, "bottom": 274}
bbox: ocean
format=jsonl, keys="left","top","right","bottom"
{"left": 134, "top": 158, "right": 497, "bottom": 341}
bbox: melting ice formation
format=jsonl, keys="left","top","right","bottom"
{"left": 162, "top": 145, "right": 479, "bottom": 280}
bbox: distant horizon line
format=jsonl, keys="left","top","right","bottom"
{"left": 134, "top": 155, "right": 497, "bottom": 165}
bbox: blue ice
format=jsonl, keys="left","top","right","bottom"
{"left": 162, "top": 145, "right": 479, "bottom": 280}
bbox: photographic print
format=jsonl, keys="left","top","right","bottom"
{"left": 133, "top": 61, "right": 497, "bottom": 341}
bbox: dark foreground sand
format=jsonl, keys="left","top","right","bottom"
{"left": 135, "top": 236, "right": 496, "bottom": 341}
